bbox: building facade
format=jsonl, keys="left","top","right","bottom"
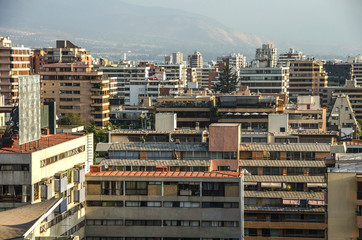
{"left": 41, "top": 63, "right": 110, "bottom": 127}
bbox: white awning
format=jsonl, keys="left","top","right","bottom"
{"left": 307, "top": 183, "right": 327, "bottom": 188}
{"left": 261, "top": 182, "right": 282, "bottom": 188}
{"left": 283, "top": 199, "right": 300, "bottom": 205}
{"left": 309, "top": 200, "right": 325, "bottom": 206}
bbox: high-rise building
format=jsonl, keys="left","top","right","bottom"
{"left": 164, "top": 55, "right": 172, "bottom": 64}
{"left": 217, "top": 53, "right": 246, "bottom": 70}
{"left": 278, "top": 48, "right": 305, "bottom": 66}
{"left": 255, "top": 44, "right": 277, "bottom": 68}
{"left": 343, "top": 54, "right": 362, "bottom": 85}
{"left": 43, "top": 40, "right": 92, "bottom": 65}
{"left": 324, "top": 62, "right": 353, "bottom": 87}
{"left": 188, "top": 51, "right": 203, "bottom": 68}
{"left": 0, "top": 36, "right": 32, "bottom": 104}
{"left": 239, "top": 67, "right": 289, "bottom": 94}
{"left": 41, "top": 63, "right": 110, "bottom": 127}
{"left": 172, "top": 51, "right": 184, "bottom": 64}
{"left": 288, "top": 60, "right": 328, "bottom": 103}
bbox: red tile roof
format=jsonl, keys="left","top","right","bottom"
{"left": 0, "top": 133, "right": 86, "bottom": 153}
{"left": 86, "top": 170, "right": 242, "bottom": 178}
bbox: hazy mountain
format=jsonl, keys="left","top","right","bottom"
{"left": 0, "top": 0, "right": 356, "bottom": 61}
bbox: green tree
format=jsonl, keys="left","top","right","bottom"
{"left": 213, "top": 63, "right": 239, "bottom": 93}
{"left": 58, "top": 113, "right": 85, "bottom": 126}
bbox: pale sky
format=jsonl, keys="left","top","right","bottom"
{"left": 122, "top": 0, "right": 362, "bottom": 48}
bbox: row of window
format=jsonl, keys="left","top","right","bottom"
{"left": 87, "top": 237, "right": 238, "bottom": 240}
{"left": 86, "top": 219, "right": 239, "bottom": 227}
{"left": 40, "top": 145, "right": 85, "bottom": 168}
{"left": 87, "top": 201, "right": 239, "bottom": 208}
{"left": 244, "top": 167, "right": 325, "bottom": 175}
{"left": 245, "top": 228, "right": 324, "bottom": 238}
{"left": 0, "top": 164, "right": 29, "bottom": 171}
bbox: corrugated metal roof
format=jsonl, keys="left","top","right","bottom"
{"left": 87, "top": 171, "right": 241, "bottom": 178}
{"left": 245, "top": 206, "right": 325, "bottom": 212}
{"left": 100, "top": 159, "right": 210, "bottom": 167}
{"left": 240, "top": 160, "right": 325, "bottom": 167}
{"left": 96, "top": 143, "right": 112, "bottom": 152}
{"left": 244, "top": 191, "right": 325, "bottom": 200}
{"left": 245, "top": 175, "right": 325, "bottom": 183}
{"left": 108, "top": 143, "right": 208, "bottom": 152}
{"left": 240, "top": 143, "right": 331, "bottom": 152}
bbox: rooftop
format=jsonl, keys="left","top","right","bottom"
{"left": 0, "top": 198, "right": 60, "bottom": 240}
{"left": 0, "top": 133, "right": 86, "bottom": 153}
{"left": 87, "top": 170, "right": 242, "bottom": 178}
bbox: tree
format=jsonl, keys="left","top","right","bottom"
{"left": 213, "top": 63, "right": 239, "bottom": 93}
{"left": 58, "top": 113, "right": 85, "bottom": 126}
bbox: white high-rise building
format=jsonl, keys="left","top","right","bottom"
{"left": 255, "top": 44, "right": 277, "bottom": 68}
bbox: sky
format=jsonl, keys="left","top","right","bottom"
{"left": 122, "top": 0, "right": 362, "bottom": 49}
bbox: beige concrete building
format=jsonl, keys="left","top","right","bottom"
{"left": 289, "top": 60, "right": 328, "bottom": 103}
{"left": 85, "top": 166, "right": 244, "bottom": 240}
{"left": 41, "top": 63, "right": 110, "bottom": 127}
{"left": 0, "top": 132, "right": 93, "bottom": 238}
{"left": 255, "top": 44, "right": 277, "bottom": 68}
{"left": 0, "top": 36, "right": 32, "bottom": 104}
{"left": 188, "top": 51, "right": 203, "bottom": 68}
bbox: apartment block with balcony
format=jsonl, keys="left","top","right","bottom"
{"left": 0, "top": 132, "right": 93, "bottom": 238}
{"left": 240, "top": 143, "right": 333, "bottom": 239}
{"left": 289, "top": 60, "right": 328, "bottom": 103}
{"left": 42, "top": 40, "right": 92, "bottom": 65}
{"left": 0, "top": 36, "right": 31, "bottom": 104}
{"left": 156, "top": 95, "right": 216, "bottom": 129}
{"left": 85, "top": 166, "right": 244, "bottom": 240}
{"left": 41, "top": 63, "right": 110, "bottom": 127}
{"left": 216, "top": 94, "right": 284, "bottom": 131}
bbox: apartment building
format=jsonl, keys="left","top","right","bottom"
{"left": 156, "top": 94, "right": 216, "bottom": 129}
{"left": 41, "top": 62, "right": 110, "bottom": 127}
{"left": 278, "top": 48, "right": 305, "bottom": 67}
{"left": 323, "top": 79, "right": 362, "bottom": 120}
{"left": 0, "top": 132, "right": 93, "bottom": 238}
{"left": 345, "top": 54, "right": 362, "bottom": 85}
{"left": 0, "top": 36, "right": 32, "bottom": 104}
{"left": 284, "top": 96, "right": 327, "bottom": 132}
{"left": 239, "top": 67, "right": 289, "bottom": 94}
{"left": 187, "top": 67, "right": 218, "bottom": 89}
{"left": 327, "top": 152, "right": 362, "bottom": 240}
{"left": 42, "top": 40, "right": 92, "bottom": 65}
{"left": 156, "top": 64, "right": 187, "bottom": 86}
{"left": 188, "top": 51, "right": 203, "bottom": 68}
{"left": 324, "top": 62, "right": 353, "bottom": 87}
{"left": 85, "top": 166, "right": 244, "bottom": 240}
{"left": 216, "top": 94, "right": 284, "bottom": 131}
{"left": 241, "top": 142, "right": 331, "bottom": 239}
{"left": 289, "top": 60, "right": 328, "bottom": 103}
{"left": 217, "top": 53, "right": 246, "bottom": 71}
{"left": 172, "top": 52, "right": 184, "bottom": 64}
{"left": 255, "top": 44, "right": 277, "bottom": 68}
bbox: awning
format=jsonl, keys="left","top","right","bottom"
{"left": 283, "top": 199, "right": 300, "bottom": 205}
{"left": 261, "top": 182, "right": 282, "bottom": 188}
{"left": 309, "top": 200, "right": 325, "bottom": 206}
{"left": 307, "top": 183, "right": 327, "bottom": 188}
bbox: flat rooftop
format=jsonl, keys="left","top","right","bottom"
{"left": 87, "top": 170, "right": 242, "bottom": 178}
{"left": 0, "top": 133, "right": 86, "bottom": 153}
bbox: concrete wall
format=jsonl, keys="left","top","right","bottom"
{"left": 328, "top": 172, "right": 358, "bottom": 239}
{"left": 155, "top": 113, "right": 176, "bottom": 132}
{"left": 209, "top": 123, "right": 240, "bottom": 152}
{"left": 268, "top": 114, "right": 288, "bottom": 133}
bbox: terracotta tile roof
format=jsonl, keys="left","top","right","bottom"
{"left": 86, "top": 170, "right": 242, "bottom": 178}
{"left": 0, "top": 133, "right": 87, "bottom": 153}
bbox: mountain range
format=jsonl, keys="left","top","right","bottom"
{"left": 0, "top": 0, "right": 358, "bottom": 62}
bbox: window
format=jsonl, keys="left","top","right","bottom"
{"left": 244, "top": 167, "right": 257, "bottom": 175}
{"left": 280, "top": 127, "right": 285, "bottom": 132}
{"left": 125, "top": 181, "right": 148, "bottom": 195}
{"left": 178, "top": 182, "right": 200, "bottom": 196}
{"left": 125, "top": 220, "right": 161, "bottom": 226}
{"left": 263, "top": 167, "right": 281, "bottom": 175}
{"left": 202, "top": 182, "right": 225, "bottom": 196}
{"left": 245, "top": 198, "right": 257, "bottom": 206}
{"left": 287, "top": 167, "right": 304, "bottom": 175}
